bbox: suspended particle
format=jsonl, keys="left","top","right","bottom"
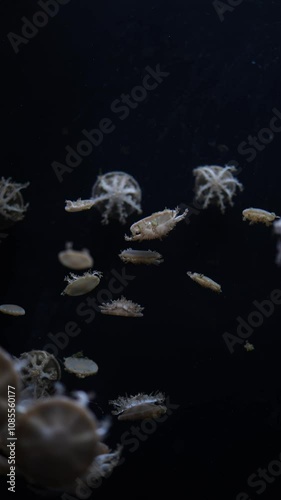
{"left": 109, "top": 391, "right": 167, "bottom": 421}
{"left": 242, "top": 207, "right": 280, "bottom": 226}
{"left": 58, "top": 242, "right": 94, "bottom": 270}
{"left": 62, "top": 271, "right": 102, "bottom": 296}
{"left": 64, "top": 353, "right": 99, "bottom": 378}
{"left": 99, "top": 296, "right": 144, "bottom": 317}
{"left": 119, "top": 248, "right": 164, "bottom": 265}
{"left": 187, "top": 271, "right": 222, "bottom": 293}
{"left": 244, "top": 341, "right": 255, "bottom": 352}
{"left": 0, "top": 304, "right": 25, "bottom": 316}
{"left": 125, "top": 207, "right": 188, "bottom": 242}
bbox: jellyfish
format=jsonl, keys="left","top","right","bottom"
{"left": 0, "top": 177, "right": 30, "bottom": 229}
{"left": 125, "top": 207, "right": 188, "bottom": 242}
{"left": 193, "top": 165, "right": 243, "bottom": 213}
{"left": 242, "top": 207, "right": 280, "bottom": 226}
{"left": 58, "top": 242, "right": 94, "bottom": 270}
{"left": 0, "top": 304, "right": 25, "bottom": 316}
{"left": 119, "top": 248, "right": 164, "bottom": 265}
{"left": 65, "top": 171, "right": 142, "bottom": 224}
{"left": 99, "top": 296, "right": 144, "bottom": 317}
{"left": 15, "top": 396, "right": 104, "bottom": 488}
{"left": 187, "top": 271, "right": 222, "bottom": 293}
{"left": 16, "top": 350, "right": 61, "bottom": 399}
{"left": 109, "top": 392, "right": 167, "bottom": 421}
{"left": 62, "top": 270, "right": 102, "bottom": 296}
{"left": 64, "top": 353, "right": 99, "bottom": 378}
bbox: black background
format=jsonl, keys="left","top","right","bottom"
{"left": 1, "top": 0, "right": 281, "bottom": 499}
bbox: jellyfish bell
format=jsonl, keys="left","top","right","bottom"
{"left": 109, "top": 392, "right": 167, "bottom": 421}
{"left": 58, "top": 242, "right": 94, "bottom": 270}
{"left": 64, "top": 353, "right": 99, "bottom": 378}
{"left": 16, "top": 350, "right": 61, "bottom": 399}
{"left": 119, "top": 248, "right": 164, "bottom": 265}
{"left": 99, "top": 296, "right": 144, "bottom": 317}
{"left": 0, "top": 304, "right": 25, "bottom": 316}
{"left": 62, "top": 270, "right": 102, "bottom": 296}
{"left": 16, "top": 396, "right": 102, "bottom": 489}
{"left": 187, "top": 271, "right": 222, "bottom": 293}
{"left": 91, "top": 171, "right": 142, "bottom": 224}
{"left": 242, "top": 207, "right": 280, "bottom": 226}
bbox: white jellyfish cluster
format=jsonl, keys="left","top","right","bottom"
{"left": 2, "top": 159, "right": 281, "bottom": 496}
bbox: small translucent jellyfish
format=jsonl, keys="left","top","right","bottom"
{"left": 193, "top": 165, "right": 243, "bottom": 213}
{"left": 109, "top": 391, "right": 167, "bottom": 421}
{"left": 0, "top": 177, "right": 30, "bottom": 228}
{"left": 16, "top": 350, "right": 61, "bottom": 399}
{"left": 15, "top": 396, "right": 102, "bottom": 488}
{"left": 64, "top": 352, "right": 99, "bottom": 378}
{"left": 244, "top": 341, "right": 254, "bottom": 352}
{"left": 125, "top": 207, "right": 188, "bottom": 242}
{"left": 100, "top": 296, "right": 144, "bottom": 317}
{"left": 0, "top": 347, "right": 20, "bottom": 434}
{"left": 62, "top": 270, "right": 102, "bottom": 296}
{"left": 119, "top": 248, "right": 164, "bottom": 265}
{"left": 187, "top": 271, "right": 222, "bottom": 293}
{"left": 91, "top": 171, "right": 142, "bottom": 224}
{"left": 0, "top": 304, "right": 25, "bottom": 316}
{"left": 58, "top": 242, "right": 94, "bottom": 270}
{"left": 242, "top": 207, "right": 280, "bottom": 226}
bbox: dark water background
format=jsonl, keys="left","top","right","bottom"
{"left": 1, "top": 0, "right": 281, "bottom": 498}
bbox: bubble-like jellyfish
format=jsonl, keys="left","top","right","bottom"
{"left": 193, "top": 165, "right": 243, "bottom": 213}
{"left": 0, "top": 177, "right": 30, "bottom": 229}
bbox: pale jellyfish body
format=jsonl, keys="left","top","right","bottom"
{"left": 193, "top": 165, "right": 243, "bottom": 213}
{"left": 0, "top": 177, "right": 29, "bottom": 228}
{"left": 91, "top": 171, "right": 142, "bottom": 224}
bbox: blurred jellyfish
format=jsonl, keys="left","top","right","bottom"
{"left": 15, "top": 396, "right": 104, "bottom": 489}
{"left": 16, "top": 350, "right": 61, "bottom": 399}
{"left": 58, "top": 242, "right": 94, "bottom": 270}
{"left": 0, "top": 177, "right": 30, "bottom": 229}
{"left": 193, "top": 165, "right": 243, "bottom": 213}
